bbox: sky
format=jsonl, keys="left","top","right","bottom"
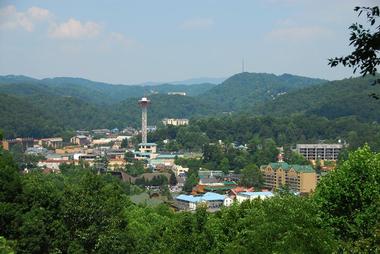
{"left": 0, "top": 0, "right": 376, "bottom": 84}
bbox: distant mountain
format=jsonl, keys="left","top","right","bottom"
{"left": 0, "top": 72, "right": 331, "bottom": 138}
{"left": 168, "top": 77, "right": 226, "bottom": 85}
{"left": 252, "top": 75, "right": 380, "bottom": 122}
{"left": 0, "top": 75, "right": 216, "bottom": 105}
{"left": 198, "top": 72, "right": 327, "bottom": 112}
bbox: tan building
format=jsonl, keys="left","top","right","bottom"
{"left": 162, "top": 118, "right": 189, "bottom": 126}
{"left": 260, "top": 162, "right": 317, "bottom": 193}
{"left": 2, "top": 138, "right": 34, "bottom": 151}
{"left": 39, "top": 138, "right": 63, "bottom": 149}
{"left": 108, "top": 158, "right": 126, "bottom": 170}
{"left": 70, "top": 135, "right": 91, "bottom": 146}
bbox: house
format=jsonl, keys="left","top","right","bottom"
{"left": 236, "top": 191, "right": 274, "bottom": 203}
{"left": 175, "top": 192, "right": 226, "bottom": 211}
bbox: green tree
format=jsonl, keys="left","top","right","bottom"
{"left": 329, "top": 6, "right": 380, "bottom": 98}
{"left": 169, "top": 171, "right": 177, "bottom": 186}
{"left": 183, "top": 174, "right": 198, "bottom": 193}
{"left": 240, "top": 163, "right": 263, "bottom": 189}
{"left": 0, "top": 236, "right": 14, "bottom": 254}
{"left": 315, "top": 145, "right": 380, "bottom": 252}
{"left": 125, "top": 160, "right": 145, "bottom": 176}
{"left": 219, "top": 157, "right": 230, "bottom": 175}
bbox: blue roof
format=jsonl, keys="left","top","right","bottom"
{"left": 138, "top": 143, "right": 157, "bottom": 146}
{"left": 134, "top": 151, "right": 151, "bottom": 156}
{"left": 238, "top": 191, "right": 274, "bottom": 197}
{"left": 157, "top": 154, "right": 176, "bottom": 159}
{"left": 176, "top": 192, "right": 225, "bottom": 203}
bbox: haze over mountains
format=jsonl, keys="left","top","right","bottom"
{"left": 0, "top": 72, "right": 378, "bottom": 138}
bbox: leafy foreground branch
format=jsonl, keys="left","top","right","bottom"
{"left": 0, "top": 146, "right": 379, "bottom": 253}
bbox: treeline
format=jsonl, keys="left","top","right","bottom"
{"left": 252, "top": 75, "right": 380, "bottom": 122}
{"left": 0, "top": 146, "right": 379, "bottom": 253}
{"left": 150, "top": 114, "right": 380, "bottom": 152}
{"left": 0, "top": 93, "right": 215, "bottom": 139}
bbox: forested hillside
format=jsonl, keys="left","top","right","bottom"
{"left": 252, "top": 75, "right": 380, "bottom": 122}
{"left": 0, "top": 75, "right": 216, "bottom": 105}
{"left": 0, "top": 92, "right": 217, "bottom": 138}
{"left": 198, "top": 72, "right": 327, "bottom": 111}
{"left": 3, "top": 73, "right": 380, "bottom": 139}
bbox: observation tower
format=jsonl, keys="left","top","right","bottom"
{"left": 138, "top": 97, "right": 150, "bottom": 144}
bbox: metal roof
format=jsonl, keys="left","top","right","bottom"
{"left": 176, "top": 192, "right": 226, "bottom": 203}
{"left": 238, "top": 191, "right": 274, "bottom": 197}
{"left": 138, "top": 143, "right": 157, "bottom": 146}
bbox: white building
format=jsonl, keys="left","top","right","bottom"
{"left": 296, "top": 143, "right": 343, "bottom": 161}
{"left": 162, "top": 118, "right": 189, "bottom": 126}
{"left": 236, "top": 191, "right": 274, "bottom": 203}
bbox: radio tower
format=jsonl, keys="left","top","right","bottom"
{"left": 138, "top": 96, "right": 150, "bottom": 143}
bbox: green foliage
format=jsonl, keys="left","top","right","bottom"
{"left": 219, "top": 157, "right": 230, "bottom": 174}
{"left": 183, "top": 173, "right": 198, "bottom": 193}
{"left": 240, "top": 163, "right": 263, "bottom": 189}
{"left": 329, "top": 6, "right": 380, "bottom": 77}
{"left": 252, "top": 75, "right": 380, "bottom": 122}
{"left": 0, "top": 131, "right": 379, "bottom": 253}
{"left": 199, "top": 72, "right": 326, "bottom": 112}
{"left": 0, "top": 236, "right": 14, "bottom": 254}
{"left": 315, "top": 145, "right": 380, "bottom": 252}
{"left": 125, "top": 160, "right": 145, "bottom": 176}
{"left": 284, "top": 148, "right": 310, "bottom": 165}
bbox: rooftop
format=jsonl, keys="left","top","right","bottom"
{"left": 238, "top": 191, "right": 274, "bottom": 197}
{"left": 266, "top": 162, "right": 315, "bottom": 173}
{"left": 138, "top": 142, "right": 157, "bottom": 146}
{"left": 176, "top": 192, "right": 226, "bottom": 203}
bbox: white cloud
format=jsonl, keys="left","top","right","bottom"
{"left": 181, "top": 17, "right": 214, "bottom": 30}
{"left": 0, "top": 5, "right": 51, "bottom": 32}
{"left": 49, "top": 18, "right": 101, "bottom": 39}
{"left": 109, "top": 32, "right": 135, "bottom": 48}
{"left": 267, "top": 26, "right": 333, "bottom": 41}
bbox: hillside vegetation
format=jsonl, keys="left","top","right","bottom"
{"left": 252, "top": 75, "right": 380, "bottom": 122}
{"left": 199, "top": 72, "right": 327, "bottom": 111}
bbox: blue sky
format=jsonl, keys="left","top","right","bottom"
{"left": 0, "top": 0, "right": 375, "bottom": 84}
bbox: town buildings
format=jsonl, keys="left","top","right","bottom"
{"left": 260, "top": 162, "right": 317, "bottom": 193}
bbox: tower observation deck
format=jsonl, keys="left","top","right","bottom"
{"left": 138, "top": 97, "right": 150, "bottom": 144}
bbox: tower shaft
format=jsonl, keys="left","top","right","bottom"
{"left": 141, "top": 106, "right": 147, "bottom": 143}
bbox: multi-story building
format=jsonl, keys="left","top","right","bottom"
{"left": 70, "top": 135, "right": 91, "bottom": 146}
{"left": 39, "top": 137, "right": 63, "bottom": 149}
{"left": 296, "top": 144, "right": 343, "bottom": 161}
{"left": 2, "top": 138, "right": 34, "bottom": 151}
{"left": 162, "top": 118, "right": 189, "bottom": 126}
{"left": 260, "top": 162, "right": 317, "bottom": 193}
